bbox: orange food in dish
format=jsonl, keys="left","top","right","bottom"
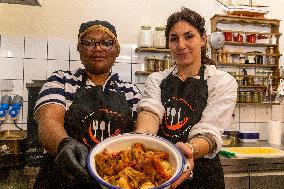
{"left": 95, "top": 143, "right": 174, "bottom": 189}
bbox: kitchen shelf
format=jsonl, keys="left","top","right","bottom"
{"left": 135, "top": 70, "right": 154, "bottom": 76}
{"left": 211, "top": 14, "right": 280, "bottom": 26}
{"left": 238, "top": 85, "right": 277, "bottom": 89}
{"left": 236, "top": 102, "right": 280, "bottom": 105}
{"left": 216, "top": 51, "right": 281, "bottom": 57}
{"left": 224, "top": 41, "right": 278, "bottom": 47}
{"left": 135, "top": 48, "right": 170, "bottom": 53}
{"left": 216, "top": 63, "right": 278, "bottom": 68}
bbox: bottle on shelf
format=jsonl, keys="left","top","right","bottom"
{"left": 138, "top": 25, "right": 152, "bottom": 48}
{"left": 153, "top": 26, "right": 166, "bottom": 49}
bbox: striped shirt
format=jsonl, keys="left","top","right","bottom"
{"left": 34, "top": 69, "right": 142, "bottom": 118}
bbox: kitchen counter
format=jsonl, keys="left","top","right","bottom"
{"left": 221, "top": 140, "right": 284, "bottom": 165}
{"left": 220, "top": 141, "right": 284, "bottom": 189}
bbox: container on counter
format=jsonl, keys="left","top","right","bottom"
{"left": 153, "top": 26, "right": 166, "bottom": 48}
{"left": 138, "top": 25, "right": 152, "bottom": 48}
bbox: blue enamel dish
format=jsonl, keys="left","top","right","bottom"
{"left": 87, "top": 133, "right": 186, "bottom": 189}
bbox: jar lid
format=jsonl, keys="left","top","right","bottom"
{"left": 155, "top": 26, "right": 166, "bottom": 31}
{"left": 141, "top": 25, "right": 151, "bottom": 30}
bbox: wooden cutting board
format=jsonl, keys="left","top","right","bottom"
{"left": 221, "top": 147, "right": 284, "bottom": 158}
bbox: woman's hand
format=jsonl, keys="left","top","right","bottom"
{"left": 171, "top": 142, "right": 195, "bottom": 189}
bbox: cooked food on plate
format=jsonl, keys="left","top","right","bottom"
{"left": 95, "top": 143, "right": 174, "bottom": 189}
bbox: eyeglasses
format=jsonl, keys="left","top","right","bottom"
{"left": 79, "top": 39, "right": 116, "bottom": 50}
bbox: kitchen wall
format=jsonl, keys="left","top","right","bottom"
{"left": 0, "top": 0, "right": 283, "bottom": 141}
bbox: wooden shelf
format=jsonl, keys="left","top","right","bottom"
{"left": 236, "top": 102, "right": 280, "bottom": 105}
{"left": 216, "top": 51, "right": 281, "bottom": 57}
{"left": 224, "top": 41, "right": 278, "bottom": 47}
{"left": 238, "top": 85, "right": 277, "bottom": 89}
{"left": 211, "top": 14, "right": 280, "bottom": 26}
{"left": 135, "top": 48, "right": 170, "bottom": 53}
{"left": 135, "top": 71, "right": 153, "bottom": 76}
{"left": 216, "top": 63, "right": 278, "bottom": 68}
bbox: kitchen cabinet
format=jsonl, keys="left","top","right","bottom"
{"left": 210, "top": 14, "right": 282, "bottom": 105}
{"left": 221, "top": 154, "right": 284, "bottom": 189}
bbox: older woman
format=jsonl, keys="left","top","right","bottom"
{"left": 135, "top": 8, "right": 237, "bottom": 189}
{"left": 34, "top": 20, "right": 141, "bottom": 188}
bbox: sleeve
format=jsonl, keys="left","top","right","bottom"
{"left": 137, "top": 71, "right": 169, "bottom": 123}
{"left": 34, "top": 71, "right": 67, "bottom": 115}
{"left": 188, "top": 71, "right": 238, "bottom": 158}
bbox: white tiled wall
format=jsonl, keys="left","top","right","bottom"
{"left": 0, "top": 35, "right": 283, "bottom": 143}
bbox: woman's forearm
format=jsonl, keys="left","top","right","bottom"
{"left": 135, "top": 110, "right": 160, "bottom": 135}
{"left": 35, "top": 104, "right": 68, "bottom": 156}
{"left": 187, "top": 134, "right": 216, "bottom": 159}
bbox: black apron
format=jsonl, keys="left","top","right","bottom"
{"left": 34, "top": 71, "right": 134, "bottom": 189}
{"left": 158, "top": 65, "right": 225, "bottom": 189}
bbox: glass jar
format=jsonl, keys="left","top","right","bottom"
{"left": 153, "top": 26, "right": 166, "bottom": 48}
{"left": 163, "top": 54, "right": 172, "bottom": 69}
{"left": 154, "top": 58, "right": 164, "bottom": 71}
{"left": 253, "top": 91, "right": 260, "bottom": 103}
{"left": 138, "top": 25, "right": 152, "bottom": 48}
{"left": 247, "top": 76, "right": 254, "bottom": 86}
{"left": 145, "top": 56, "right": 155, "bottom": 72}
{"left": 239, "top": 91, "right": 246, "bottom": 103}
{"left": 245, "top": 91, "right": 252, "bottom": 103}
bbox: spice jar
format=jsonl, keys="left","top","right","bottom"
{"left": 245, "top": 91, "right": 252, "bottom": 103}
{"left": 138, "top": 25, "right": 152, "bottom": 48}
{"left": 253, "top": 91, "right": 260, "bottom": 103}
{"left": 153, "top": 26, "right": 166, "bottom": 48}
{"left": 145, "top": 56, "right": 155, "bottom": 72}
{"left": 163, "top": 54, "right": 172, "bottom": 69}
{"left": 239, "top": 91, "right": 246, "bottom": 103}
{"left": 154, "top": 58, "right": 164, "bottom": 71}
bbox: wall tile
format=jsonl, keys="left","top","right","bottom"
{"left": 0, "top": 36, "right": 24, "bottom": 58}
{"left": 23, "top": 59, "right": 47, "bottom": 84}
{"left": 48, "top": 38, "right": 69, "bottom": 60}
{"left": 112, "top": 62, "right": 131, "bottom": 82}
{"left": 47, "top": 60, "right": 69, "bottom": 77}
{"left": 255, "top": 105, "right": 271, "bottom": 122}
{"left": 239, "top": 122, "right": 258, "bottom": 132}
{"left": 271, "top": 104, "right": 283, "bottom": 121}
{"left": 0, "top": 57, "right": 23, "bottom": 79}
{"left": 240, "top": 104, "right": 256, "bottom": 122}
{"left": 9, "top": 80, "right": 24, "bottom": 97}
{"left": 256, "top": 122, "right": 269, "bottom": 140}
{"left": 116, "top": 44, "right": 135, "bottom": 63}
{"left": 22, "top": 101, "right": 28, "bottom": 124}
{"left": 132, "top": 63, "right": 147, "bottom": 83}
{"left": 69, "top": 60, "right": 84, "bottom": 72}
{"left": 69, "top": 40, "right": 80, "bottom": 61}
{"left": 24, "top": 37, "right": 47, "bottom": 59}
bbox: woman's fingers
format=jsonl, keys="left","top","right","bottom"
{"left": 171, "top": 170, "right": 191, "bottom": 189}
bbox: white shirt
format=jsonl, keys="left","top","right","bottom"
{"left": 137, "top": 65, "right": 238, "bottom": 158}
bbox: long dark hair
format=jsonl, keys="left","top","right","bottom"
{"left": 165, "top": 7, "right": 214, "bottom": 65}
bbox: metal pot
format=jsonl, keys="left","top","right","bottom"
{"left": 0, "top": 130, "right": 27, "bottom": 154}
